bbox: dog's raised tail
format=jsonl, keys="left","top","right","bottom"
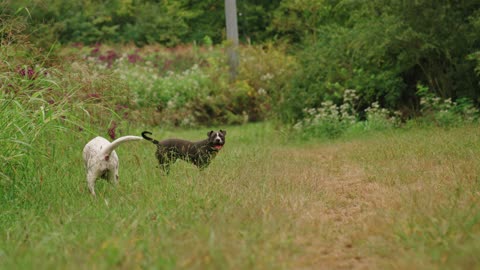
{"left": 100, "top": 135, "right": 143, "bottom": 157}
{"left": 142, "top": 131, "right": 159, "bottom": 144}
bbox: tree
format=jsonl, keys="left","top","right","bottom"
{"left": 225, "top": 0, "right": 239, "bottom": 81}
{"left": 279, "top": 0, "right": 480, "bottom": 121}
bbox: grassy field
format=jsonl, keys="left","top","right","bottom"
{"left": 1, "top": 123, "right": 479, "bottom": 269}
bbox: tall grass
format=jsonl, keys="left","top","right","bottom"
{"left": 0, "top": 14, "right": 140, "bottom": 202}
{"left": 1, "top": 123, "right": 479, "bottom": 269}
{"left": 0, "top": 123, "right": 293, "bottom": 269}
{"left": 0, "top": 73, "right": 70, "bottom": 201}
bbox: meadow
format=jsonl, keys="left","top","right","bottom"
{"left": 1, "top": 123, "right": 479, "bottom": 269}
{"left": 1, "top": 14, "right": 479, "bottom": 269}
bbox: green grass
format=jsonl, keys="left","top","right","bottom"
{"left": 1, "top": 123, "right": 479, "bottom": 269}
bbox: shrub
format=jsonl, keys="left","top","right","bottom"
{"left": 118, "top": 62, "right": 211, "bottom": 109}
{"left": 74, "top": 43, "right": 296, "bottom": 127}
{"left": 95, "top": 45, "right": 223, "bottom": 126}
{"left": 362, "top": 102, "right": 402, "bottom": 131}
{"left": 277, "top": 1, "right": 480, "bottom": 122}
{"left": 237, "top": 44, "right": 297, "bottom": 120}
{"left": 293, "top": 89, "right": 359, "bottom": 139}
{"left": 189, "top": 79, "right": 261, "bottom": 126}
{"left": 188, "top": 45, "right": 296, "bottom": 125}
{"left": 417, "top": 84, "right": 479, "bottom": 127}
{"left": 293, "top": 89, "right": 403, "bottom": 140}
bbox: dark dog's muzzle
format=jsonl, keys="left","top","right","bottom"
{"left": 211, "top": 142, "right": 224, "bottom": 150}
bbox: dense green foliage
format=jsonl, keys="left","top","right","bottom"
{"left": 4, "top": 0, "right": 480, "bottom": 121}
{"left": 3, "top": 0, "right": 281, "bottom": 46}
{"left": 280, "top": 0, "right": 480, "bottom": 120}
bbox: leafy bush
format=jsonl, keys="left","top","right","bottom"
{"left": 362, "top": 102, "right": 402, "bottom": 131}
{"left": 5, "top": 0, "right": 195, "bottom": 46}
{"left": 293, "top": 89, "right": 359, "bottom": 139}
{"left": 468, "top": 51, "right": 480, "bottom": 77}
{"left": 188, "top": 45, "right": 296, "bottom": 125}
{"left": 417, "top": 84, "right": 479, "bottom": 127}
{"left": 118, "top": 62, "right": 211, "bottom": 109}
{"left": 281, "top": 20, "right": 406, "bottom": 122}
{"left": 278, "top": 1, "right": 480, "bottom": 122}
{"left": 293, "top": 89, "right": 403, "bottom": 140}
{"left": 292, "top": 84, "right": 479, "bottom": 141}
{"left": 293, "top": 102, "right": 351, "bottom": 139}
{"left": 74, "top": 43, "right": 295, "bottom": 127}
{"left": 237, "top": 44, "right": 297, "bottom": 119}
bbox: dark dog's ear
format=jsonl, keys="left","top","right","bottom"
{"left": 207, "top": 130, "right": 214, "bottom": 137}
{"left": 220, "top": 130, "right": 227, "bottom": 135}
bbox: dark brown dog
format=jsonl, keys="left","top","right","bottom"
{"left": 142, "top": 130, "right": 226, "bottom": 173}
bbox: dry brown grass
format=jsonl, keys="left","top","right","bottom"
{"left": 258, "top": 126, "right": 480, "bottom": 269}
{"left": 266, "top": 144, "right": 391, "bottom": 269}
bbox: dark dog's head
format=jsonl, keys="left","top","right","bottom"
{"left": 207, "top": 130, "right": 226, "bottom": 151}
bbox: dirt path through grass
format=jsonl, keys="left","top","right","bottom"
{"left": 270, "top": 144, "right": 386, "bottom": 269}
{"left": 269, "top": 127, "right": 480, "bottom": 269}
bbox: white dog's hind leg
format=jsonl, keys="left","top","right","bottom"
{"left": 87, "top": 172, "right": 97, "bottom": 196}
{"left": 109, "top": 169, "right": 119, "bottom": 185}
{"left": 107, "top": 152, "right": 119, "bottom": 185}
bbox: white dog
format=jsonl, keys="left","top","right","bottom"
{"left": 82, "top": 135, "right": 143, "bottom": 196}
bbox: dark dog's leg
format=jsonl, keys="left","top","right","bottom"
{"left": 198, "top": 162, "right": 211, "bottom": 171}
{"left": 156, "top": 151, "right": 173, "bottom": 175}
{"left": 159, "top": 164, "right": 171, "bottom": 175}
{"left": 192, "top": 154, "right": 211, "bottom": 170}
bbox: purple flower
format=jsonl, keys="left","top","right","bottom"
{"left": 108, "top": 121, "right": 117, "bottom": 140}
{"left": 98, "top": 50, "right": 119, "bottom": 68}
{"left": 90, "top": 47, "right": 100, "bottom": 56}
{"left": 17, "top": 66, "right": 36, "bottom": 80}
{"left": 127, "top": 53, "right": 142, "bottom": 64}
{"left": 106, "top": 50, "right": 117, "bottom": 59}
{"left": 27, "top": 68, "right": 35, "bottom": 78}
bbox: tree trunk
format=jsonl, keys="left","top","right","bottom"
{"left": 224, "top": 0, "right": 239, "bottom": 81}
